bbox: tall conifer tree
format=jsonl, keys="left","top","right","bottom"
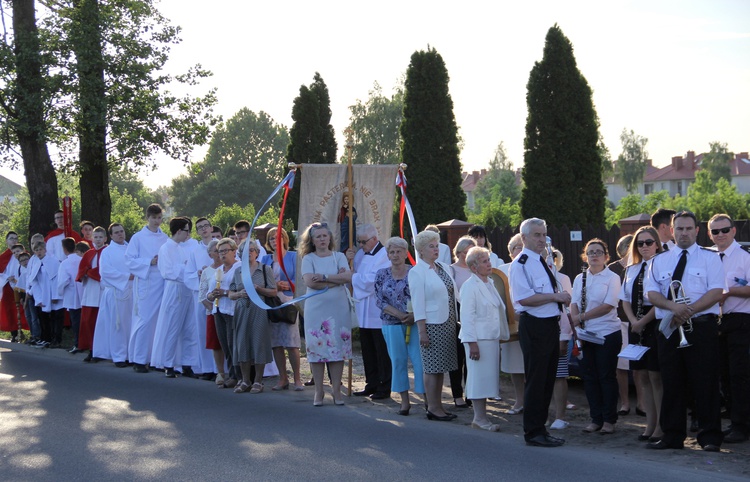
{"left": 400, "top": 47, "right": 465, "bottom": 229}
{"left": 521, "top": 25, "right": 605, "bottom": 226}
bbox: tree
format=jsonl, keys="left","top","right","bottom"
{"left": 109, "top": 165, "right": 159, "bottom": 212}
{"left": 472, "top": 142, "right": 520, "bottom": 207}
{"left": 615, "top": 128, "right": 648, "bottom": 193}
{"left": 169, "top": 108, "right": 289, "bottom": 217}
{"left": 400, "top": 47, "right": 465, "bottom": 227}
{"left": 341, "top": 80, "right": 404, "bottom": 165}
{"left": 285, "top": 72, "right": 338, "bottom": 227}
{"left": 2, "top": 0, "right": 60, "bottom": 236}
{"left": 687, "top": 170, "right": 749, "bottom": 221}
{"left": 700, "top": 141, "right": 733, "bottom": 185}
{"left": 521, "top": 25, "right": 606, "bottom": 226}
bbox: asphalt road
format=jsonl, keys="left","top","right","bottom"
{"left": 0, "top": 342, "right": 743, "bottom": 481}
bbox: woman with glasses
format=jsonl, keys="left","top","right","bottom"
{"left": 300, "top": 222, "right": 353, "bottom": 406}
{"left": 570, "top": 239, "right": 622, "bottom": 434}
{"left": 620, "top": 226, "right": 664, "bottom": 441}
{"left": 208, "top": 238, "right": 242, "bottom": 388}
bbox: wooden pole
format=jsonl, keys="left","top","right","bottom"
{"left": 344, "top": 128, "right": 355, "bottom": 396}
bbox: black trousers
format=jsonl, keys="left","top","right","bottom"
{"left": 719, "top": 312, "right": 750, "bottom": 435}
{"left": 658, "top": 315, "right": 723, "bottom": 447}
{"left": 519, "top": 313, "right": 560, "bottom": 440}
{"left": 360, "top": 327, "right": 392, "bottom": 394}
{"left": 448, "top": 322, "right": 467, "bottom": 399}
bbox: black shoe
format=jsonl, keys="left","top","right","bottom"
{"left": 133, "top": 363, "right": 149, "bottom": 373}
{"left": 68, "top": 346, "right": 79, "bottom": 354}
{"left": 90, "top": 357, "right": 102, "bottom": 363}
{"left": 526, "top": 435, "right": 564, "bottom": 447}
{"left": 546, "top": 434, "right": 565, "bottom": 443}
{"left": 646, "top": 440, "right": 683, "bottom": 450}
{"left": 353, "top": 389, "right": 374, "bottom": 397}
{"left": 703, "top": 444, "right": 721, "bottom": 452}
{"left": 370, "top": 392, "right": 390, "bottom": 400}
{"left": 724, "top": 431, "right": 749, "bottom": 444}
{"left": 83, "top": 352, "right": 93, "bottom": 363}
{"left": 200, "top": 372, "right": 216, "bottom": 381}
{"left": 181, "top": 366, "right": 197, "bottom": 378}
{"left": 114, "top": 362, "right": 128, "bottom": 368}
{"left": 165, "top": 367, "right": 176, "bottom": 378}
{"left": 304, "top": 379, "right": 315, "bottom": 386}
{"left": 426, "top": 411, "right": 455, "bottom": 422}
{"left": 637, "top": 434, "right": 651, "bottom": 442}
{"left": 635, "top": 407, "right": 646, "bottom": 416}
{"left": 398, "top": 407, "right": 411, "bottom": 416}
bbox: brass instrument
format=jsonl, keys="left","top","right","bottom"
{"left": 669, "top": 280, "right": 693, "bottom": 348}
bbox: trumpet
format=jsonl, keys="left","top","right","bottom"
{"left": 669, "top": 280, "right": 693, "bottom": 348}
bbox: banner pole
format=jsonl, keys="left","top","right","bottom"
{"left": 345, "top": 128, "right": 355, "bottom": 397}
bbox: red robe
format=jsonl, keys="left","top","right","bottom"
{"left": 0, "top": 249, "right": 28, "bottom": 332}
{"left": 76, "top": 246, "right": 104, "bottom": 350}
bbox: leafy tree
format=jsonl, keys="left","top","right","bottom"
{"left": 472, "top": 142, "right": 520, "bottom": 208}
{"left": 169, "top": 108, "right": 289, "bottom": 217}
{"left": 521, "top": 25, "right": 605, "bottom": 226}
{"left": 616, "top": 128, "right": 648, "bottom": 193}
{"left": 342, "top": 80, "right": 404, "bottom": 164}
{"left": 285, "top": 72, "right": 338, "bottom": 228}
{"left": 598, "top": 135, "right": 614, "bottom": 182}
{"left": 109, "top": 166, "right": 160, "bottom": 212}
{"left": 110, "top": 187, "right": 148, "bottom": 241}
{"left": 209, "top": 202, "right": 256, "bottom": 238}
{"left": 700, "top": 141, "right": 733, "bottom": 185}
{"left": 400, "top": 47, "right": 465, "bottom": 227}
{"left": 687, "top": 170, "right": 749, "bottom": 221}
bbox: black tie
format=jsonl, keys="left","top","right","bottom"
{"left": 540, "top": 256, "right": 562, "bottom": 312}
{"left": 631, "top": 262, "right": 647, "bottom": 315}
{"left": 668, "top": 250, "right": 688, "bottom": 300}
{"left": 720, "top": 253, "right": 725, "bottom": 262}
{"left": 663, "top": 243, "right": 669, "bottom": 252}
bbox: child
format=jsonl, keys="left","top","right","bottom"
{"left": 28, "top": 240, "right": 63, "bottom": 348}
{"left": 57, "top": 238, "right": 87, "bottom": 353}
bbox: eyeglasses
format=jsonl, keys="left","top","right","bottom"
{"left": 235, "top": 230, "right": 248, "bottom": 236}
{"left": 196, "top": 224, "right": 211, "bottom": 231}
{"left": 636, "top": 239, "right": 656, "bottom": 247}
{"left": 711, "top": 227, "right": 732, "bottom": 235}
{"left": 357, "top": 236, "right": 374, "bottom": 245}
{"left": 218, "top": 248, "right": 234, "bottom": 255}
{"left": 586, "top": 250, "right": 605, "bottom": 257}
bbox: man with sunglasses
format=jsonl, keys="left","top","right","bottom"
{"left": 347, "top": 223, "right": 392, "bottom": 399}
{"left": 645, "top": 210, "right": 725, "bottom": 451}
{"left": 708, "top": 214, "right": 750, "bottom": 444}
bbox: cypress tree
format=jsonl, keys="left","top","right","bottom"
{"left": 400, "top": 47, "right": 465, "bottom": 229}
{"left": 521, "top": 25, "right": 605, "bottom": 226}
{"left": 286, "top": 72, "right": 338, "bottom": 228}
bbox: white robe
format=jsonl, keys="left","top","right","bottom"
{"left": 93, "top": 241, "right": 133, "bottom": 363}
{"left": 46, "top": 233, "right": 66, "bottom": 262}
{"left": 28, "top": 255, "right": 62, "bottom": 312}
{"left": 150, "top": 238, "right": 198, "bottom": 369}
{"left": 57, "top": 254, "right": 83, "bottom": 310}
{"left": 352, "top": 244, "right": 391, "bottom": 329}
{"left": 0, "top": 256, "right": 20, "bottom": 298}
{"left": 126, "top": 225, "right": 168, "bottom": 365}
{"left": 185, "top": 239, "right": 216, "bottom": 373}
{"left": 80, "top": 247, "right": 104, "bottom": 308}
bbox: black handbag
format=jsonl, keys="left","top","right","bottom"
{"left": 262, "top": 267, "right": 298, "bottom": 324}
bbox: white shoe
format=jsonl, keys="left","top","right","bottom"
{"left": 550, "top": 419, "right": 569, "bottom": 430}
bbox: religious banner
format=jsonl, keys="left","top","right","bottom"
{"left": 298, "top": 164, "right": 399, "bottom": 251}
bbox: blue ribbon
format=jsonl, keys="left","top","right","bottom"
{"left": 241, "top": 170, "right": 327, "bottom": 310}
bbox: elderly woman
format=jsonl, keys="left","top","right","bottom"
{"left": 227, "top": 241, "right": 276, "bottom": 394}
{"left": 408, "top": 229, "right": 459, "bottom": 421}
{"left": 449, "top": 235, "right": 477, "bottom": 408}
{"left": 460, "top": 246, "right": 509, "bottom": 431}
{"left": 499, "top": 233, "right": 525, "bottom": 414}
{"left": 620, "top": 226, "right": 664, "bottom": 441}
{"left": 571, "top": 239, "right": 622, "bottom": 434}
{"left": 467, "top": 225, "right": 501, "bottom": 268}
{"left": 262, "top": 227, "right": 303, "bottom": 391}
{"left": 207, "top": 238, "right": 241, "bottom": 388}
{"left": 199, "top": 239, "right": 226, "bottom": 385}
{"left": 300, "top": 222, "right": 353, "bottom": 406}
{"left": 374, "top": 237, "right": 423, "bottom": 416}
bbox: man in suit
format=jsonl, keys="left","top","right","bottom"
{"left": 509, "top": 218, "right": 570, "bottom": 447}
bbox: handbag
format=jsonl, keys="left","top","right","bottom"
{"left": 262, "top": 266, "right": 298, "bottom": 324}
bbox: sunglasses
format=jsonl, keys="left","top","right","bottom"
{"left": 711, "top": 227, "right": 732, "bottom": 235}
{"left": 311, "top": 222, "right": 328, "bottom": 229}
{"left": 636, "top": 239, "right": 656, "bottom": 247}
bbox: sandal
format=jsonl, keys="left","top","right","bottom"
{"left": 234, "top": 381, "right": 251, "bottom": 393}
{"left": 471, "top": 421, "right": 501, "bottom": 432}
{"left": 215, "top": 373, "right": 225, "bottom": 387}
{"left": 250, "top": 382, "right": 264, "bottom": 394}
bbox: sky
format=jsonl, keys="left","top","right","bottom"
{"left": 2, "top": 0, "right": 749, "bottom": 191}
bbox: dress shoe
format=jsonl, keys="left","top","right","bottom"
{"left": 635, "top": 407, "right": 647, "bottom": 417}
{"left": 165, "top": 367, "right": 176, "bottom": 378}
{"left": 617, "top": 408, "right": 630, "bottom": 416}
{"left": 200, "top": 372, "right": 216, "bottom": 381}
{"left": 181, "top": 367, "right": 197, "bottom": 378}
{"left": 68, "top": 346, "right": 79, "bottom": 354}
{"left": 370, "top": 392, "right": 390, "bottom": 400}
{"left": 637, "top": 434, "right": 651, "bottom": 442}
{"left": 272, "top": 382, "right": 290, "bottom": 391}
{"left": 398, "top": 407, "right": 411, "bottom": 416}
{"left": 646, "top": 440, "right": 683, "bottom": 450}
{"left": 526, "top": 435, "right": 564, "bottom": 447}
{"left": 133, "top": 363, "right": 149, "bottom": 373}
{"left": 426, "top": 411, "right": 455, "bottom": 421}
{"left": 724, "top": 431, "right": 749, "bottom": 444}
{"left": 83, "top": 352, "right": 93, "bottom": 363}
{"left": 353, "top": 389, "right": 374, "bottom": 397}
{"left": 304, "top": 379, "right": 315, "bottom": 386}
{"left": 703, "top": 444, "right": 721, "bottom": 452}
{"left": 114, "top": 362, "right": 128, "bottom": 368}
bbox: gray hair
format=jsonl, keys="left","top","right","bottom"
{"left": 414, "top": 230, "right": 440, "bottom": 256}
{"left": 358, "top": 223, "right": 378, "bottom": 240}
{"left": 453, "top": 235, "right": 477, "bottom": 258}
{"left": 466, "top": 246, "right": 490, "bottom": 269}
{"left": 616, "top": 235, "right": 633, "bottom": 259}
{"left": 207, "top": 239, "right": 219, "bottom": 254}
{"left": 507, "top": 233, "right": 523, "bottom": 254}
{"left": 520, "top": 218, "right": 546, "bottom": 236}
{"left": 385, "top": 236, "right": 408, "bottom": 251}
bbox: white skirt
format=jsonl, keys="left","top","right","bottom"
{"left": 464, "top": 340, "right": 500, "bottom": 399}
{"left": 500, "top": 340, "right": 524, "bottom": 374}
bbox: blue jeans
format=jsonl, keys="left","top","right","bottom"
{"left": 24, "top": 295, "right": 40, "bottom": 339}
{"left": 382, "top": 324, "right": 424, "bottom": 394}
{"left": 581, "top": 329, "right": 622, "bottom": 426}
